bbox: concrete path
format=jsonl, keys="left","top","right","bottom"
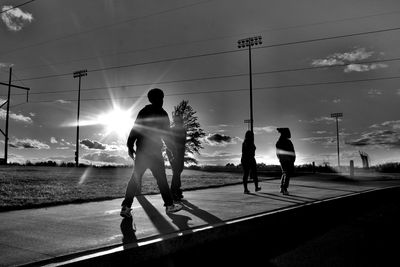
{"left": 1, "top": 174, "right": 399, "bottom": 266}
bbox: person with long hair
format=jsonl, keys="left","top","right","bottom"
{"left": 241, "top": 130, "right": 261, "bottom": 194}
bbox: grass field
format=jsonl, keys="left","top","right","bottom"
{"left": 0, "top": 166, "right": 274, "bottom": 211}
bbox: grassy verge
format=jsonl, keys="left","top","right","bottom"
{"left": 0, "top": 166, "right": 275, "bottom": 211}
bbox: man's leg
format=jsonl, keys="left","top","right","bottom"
{"left": 122, "top": 155, "right": 147, "bottom": 208}
{"left": 171, "top": 159, "right": 184, "bottom": 200}
{"left": 149, "top": 154, "right": 174, "bottom": 207}
{"left": 171, "top": 170, "right": 180, "bottom": 200}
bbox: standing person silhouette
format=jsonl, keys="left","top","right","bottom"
{"left": 120, "top": 88, "right": 182, "bottom": 218}
{"left": 276, "top": 128, "right": 296, "bottom": 195}
{"left": 166, "top": 114, "right": 187, "bottom": 202}
{"left": 241, "top": 130, "right": 261, "bottom": 194}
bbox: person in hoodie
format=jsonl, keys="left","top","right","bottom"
{"left": 276, "top": 127, "right": 296, "bottom": 195}
{"left": 120, "top": 88, "right": 182, "bottom": 218}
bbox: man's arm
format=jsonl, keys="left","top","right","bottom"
{"left": 127, "top": 127, "right": 137, "bottom": 159}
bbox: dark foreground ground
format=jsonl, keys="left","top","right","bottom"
{"left": 143, "top": 188, "right": 400, "bottom": 267}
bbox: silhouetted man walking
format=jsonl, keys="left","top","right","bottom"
{"left": 120, "top": 88, "right": 182, "bottom": 218}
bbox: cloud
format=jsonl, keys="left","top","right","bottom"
{"left": 370, "top": 120, "right": 400, "bottom": 130}
{"left": 311, "top": 58, "right": 343, "bottom": 67}
{"left": 0, "top": 62, "right": 13, "bottom": 68}
{"left": 55, "top": 100, "right": 71, "bottom": 104}
{"left": 346, "top": 130, "right": 400, "bottom": 148}
{"left": 311, "top": 48, "right": 387, "bottom": 73}
{"left": 9, "top": 138, "right": 50, "bottom": 149}
{"left": 50, "top": 137, "right": 58, "bottom": 144}
{"left": 81, "top": 151, "right": 131, "bottom": 165}
{"left": 80, "top": 139, "right": 106, "bottom": 150}
{"left": 367, "top": 89, "right": 382, "bottom": 97}
{"left": 299, "top": 116, "right": 337, "bottom": 124}
{"left": 203, "top": 133, "right": 240, "bottom": 147}
{"left": 344, "top": 63, "right": 387, "bottom": 73}
{"left": 301, "top": 136, "right": 337, "bottom": 145}
{"left": 397, "top": 89, "right": 400, "bottom": 96}
{"left": 1, "top": 6, "right": 33, "bottom": 31}
{"left": 253, "top": 126, "right": 276, "bottom": 134}
{"left": 0, "top": 109, "right": 33, "bottom": 124}
{"left": 333, "top": 98, "right": 341, "bottom": 104}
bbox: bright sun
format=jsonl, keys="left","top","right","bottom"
{"left": 96, "top": 107, "right": 134, "bottom": 138}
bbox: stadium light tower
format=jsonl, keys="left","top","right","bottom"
{"left": 331, "top": 112, "right": 343, "bottom": 167}
{"left": 73, "top": 69, "right": 87, "bottom": 167}
{"left": 237, "top": 36, "right": 262, "bottom": 133}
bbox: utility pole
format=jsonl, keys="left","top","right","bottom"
{"left": 331, "top": 112, "right": 343, "bottom": 167}
{"left": 237, "top": 36, "right": 262, "bottom": 133}
{"left": 73, "top": 69, "right": 87, "bottom": 167}
{"left": 0, "top": 67, "right": 30, "bottom": 165}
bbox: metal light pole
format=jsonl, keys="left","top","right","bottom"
{"left": 331, "top": 112, "right": 343, "bottom": 167}
{"left": 238, "top": 36, "right": 262, "bottom": 133}
{"left": 73, "top": 69, "right": 87, "bottom": 167}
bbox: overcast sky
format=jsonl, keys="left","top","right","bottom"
{"left": 1, "top": 0, "right": 399, "bottom": 166}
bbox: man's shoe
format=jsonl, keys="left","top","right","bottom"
{"left": 173, "top": 199, "right": 182, "bottom": 205}
{"left": 166, "top": 203, "right": 183, "bottom": 213}
{"left": 255, "top": 187, "right": 261, "bottom": 192}
{"left": 120, "top": 206, "right": 132, "bottom": 218}
{"left": 283, "top": 189, "right": 289, "bottom": 195}
{"left": 244, "top": 189, "right": 250, "bottom": 194}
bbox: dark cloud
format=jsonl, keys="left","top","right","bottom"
{"left": 80, "top": 139, "right": 106, "bottom": 150}
{"left": 208, "top": 133, "right": 231, "bottom": 143}
{"left": 9, "top": 138, "right": 50, "bottom": 149}
{"left": 346, "top": 130, "right": 400, "bottom": 148}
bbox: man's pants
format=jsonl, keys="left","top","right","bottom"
{"left": 122, "top": 152, "right": 173, "bottom": 208}
{"left": 170, "top": 156, "right": 184, "bottom": 200}
{"left": 280, "top": 160, "right": 294, "bottom": 190}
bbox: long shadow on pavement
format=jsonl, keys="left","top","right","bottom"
{"left": 181, "top": 199, "right": 224, "bottom": 225}
{"left": 255, "top": 192, "right": 305, "bottom": 204}
{"left": 136, "top": 195, "right": 189, "bottom": 233}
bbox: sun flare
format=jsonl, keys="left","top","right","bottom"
{"left": 97, "top": 107, "right": 134, "bottom": 138}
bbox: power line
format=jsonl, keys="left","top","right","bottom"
{"left": 5, "top": 6, "right": 400, "bottom": 70}
{"left": 9, "top": 25, "right": 400, "bottom": 83}
{"left": 0, "top": 0, "right": 38, "bottom": 14}
{"left": 16, "top": 74, "right": 400, "bottom": 105}
{"left": 5, "top": 55, "right": 400, "bottom": 97}
{"left": 0, "top": 0, "right": 216, "bottom": 56}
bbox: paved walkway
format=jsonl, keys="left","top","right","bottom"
{"left": 1, "top": 174, "right": 399, "bottom": 266}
